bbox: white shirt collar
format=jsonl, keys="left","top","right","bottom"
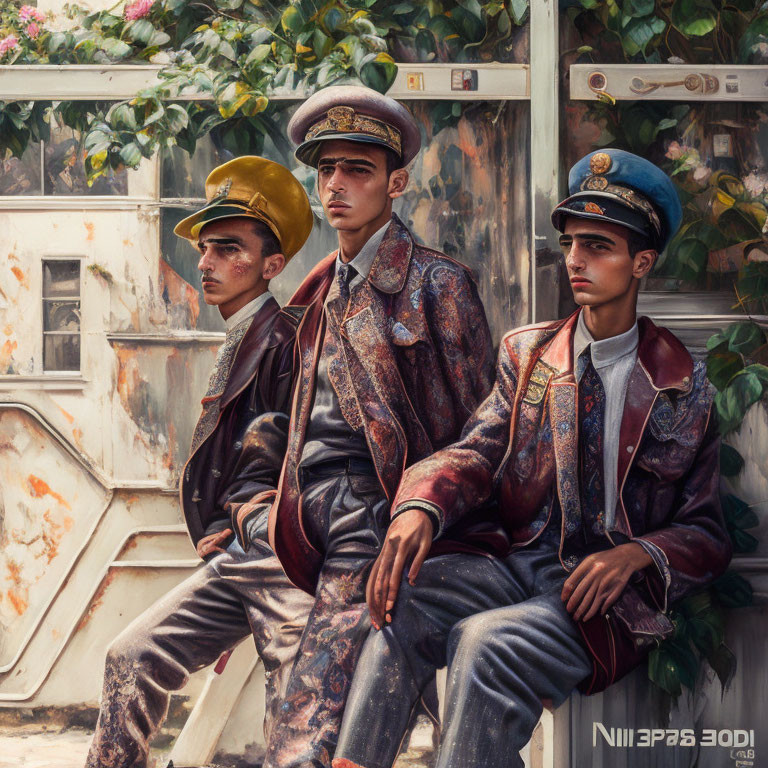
{"left": 225, "top": 291, "right": 273, "bottom": 331}
{"left": 573, "top": 310, "right": 639, "bottom": 372}
{"left": 335, "top": 219, "right": 391, "bottom": 283}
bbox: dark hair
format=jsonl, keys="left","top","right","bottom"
{"left": 384, "top": 147, "right": 403, "bottom": 176}
{"left": 252, "top": 220, "right": 281, "bottom": 257}
{"left": 626, "top": 229, "right": 655, "bottom": 258}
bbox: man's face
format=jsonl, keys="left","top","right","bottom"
{"left": 197, "top": 217, "right": 281, "bottom": 316}
{"left": 559, "top": 217, "right": 655, "bottom": 307}
{"left": 316, "top": 140, "right": 404, "bottom": 231}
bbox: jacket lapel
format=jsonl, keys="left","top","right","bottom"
{"left": 220, "top": 295, "right": 281, "bottom": 409}
{"left": 615, "top": 316, "right": 694, "bottom": 535}
{"left": 540, "top": 312, "right": 582, "bottom": 538}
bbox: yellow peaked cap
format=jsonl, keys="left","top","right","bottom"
{"left": 174, "top": 156, "right": 313, "bottom": 260}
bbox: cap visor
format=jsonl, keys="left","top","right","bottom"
{"left": 174, "top": 203, "right": 261, "bottom": 241}
{"left": 295, "top": 133, "right": 402, "bottom": 168}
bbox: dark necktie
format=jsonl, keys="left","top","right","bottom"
{"left": 336, "top": 262, "right": 355, "bottom": 306}
{"left": 577, "top": 347, "right": 607, "bottom": 537}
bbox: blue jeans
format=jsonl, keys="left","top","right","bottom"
{"left": 335, "top": 540, "right": 592, "bottom": 768}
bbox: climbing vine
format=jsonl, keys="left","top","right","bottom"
{"left": 0, "top": 0, "right": 528, "bottom": 181}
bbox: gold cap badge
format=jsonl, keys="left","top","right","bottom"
{"left": 590, "top": 152, "right": 612, "bottom": 175}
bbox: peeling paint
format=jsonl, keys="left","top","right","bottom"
{"left": 27, "top": 475, "right": 71, "bottom": 511}
{"left": 159, "top": 259, "right": 200, "bottom": 329}
{"left": 7, "top": 587, "right": 28, "bottom": 616}
{"left": 0, "top": 339, "right": 18, "bottom": 372}
{"left": 57, "top": 406, "right": 75, "bottom": 425}
{"left": 76, "top": 571, "right": 116, "bottom": 631}
{"left": 10, "top": 267, "right": 28, "bottom": 289}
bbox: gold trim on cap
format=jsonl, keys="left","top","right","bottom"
{"left": 580, "top": 179, "right": 662, "bottom": 236}
{"left": 305, "top": 105, "right": 403, "bottom": 157}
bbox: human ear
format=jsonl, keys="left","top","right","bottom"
{"left": 263, "top": 252, "right": 286, "bottom": 281}
{"left": 388, "top": 168, "right": 409, "bottom": 199}
{"left": 632, "top": 249, "right": 657, "bottom": 280}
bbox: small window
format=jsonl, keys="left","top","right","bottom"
{"left": 42, "top": 260, "right": 81, "bottom": 372}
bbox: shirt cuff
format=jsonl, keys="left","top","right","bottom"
{"left": 391, "top": 500, "right": 444, "bottom": 539}
{"left": 633, "top": 538, "right": 671, "bottom": 613}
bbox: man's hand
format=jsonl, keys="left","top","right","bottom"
{"left": 366, "top": 508, "right": 433, "bottom": 630}
{"left": 561, "top": 543, "right": 653, "bottom": 622}
{"left": 196, "top": 528, "right": 233, "bottom": 559}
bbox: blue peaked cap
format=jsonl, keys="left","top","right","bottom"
{"left": 551, "top": 149, "right": 683, "bottom": 252}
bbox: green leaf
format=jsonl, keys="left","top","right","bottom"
{"left": 719, "top": 443, "right": 745, "bottom": 477}
{"left": 48, "top": 31, "right": 67, "bottom": 53}
{"left": 738, "top": 16, "right": 768, "bottom": 62}
{"left": 626, "top": 0, "right": 654, "bottom": 15}
{"left": 246, "top": 43, "right": 272, "bottom": 67}
{"left": 648, "top": 636, "right": 699, "bottom": 697}
{"left": 706, "top": 643, "right": 736, "bottom": 691}
{"left": 358, "top": 51, "right": 397, "bottom": 93}
{"left": 164, "top": 104, "right": 189, "bottom": 133}
{"left": 107, "top": 103, "right": 138, "bottom": 132}
{"left": 281, "top": 6, "right": 304, "bottom": 34}
{"left": 119, "top": 142, "right": 142, "bottom": 167}
{"left": 706, "top": 348, "right": 743, "bottom": 391}
{"left": 508, "top": 0, "right": 528, "bottom": 24}
{"left": 723, "top": 492, "right": 760, "bottom": 531}
{"left": 712, "top": 571, "right": 753, "bottom": 608}
{"left": 101, "top": 37, "right": 133, "bottom": 60}
{"left": 323, "top": 7, "right": 345, "bottom": 32}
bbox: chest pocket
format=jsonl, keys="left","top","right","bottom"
{"left": 637, "top": 392, "right": 703, "bottom": 480}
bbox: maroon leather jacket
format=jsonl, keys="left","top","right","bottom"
{"left": 179, "top": 296, "right": 298, "bottom": 549}
{"left": 264, "top": 214, "right": 495, "bottom": 593}
{"left": 393, "top": 311, "right": 732, "bottom": 693}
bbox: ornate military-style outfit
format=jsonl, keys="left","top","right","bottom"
{"left": 333, "top": 150, "right": 732, "bottom": 768}
{"left": 86, "top": 158, "right": 315, "bottom": 768}
{"left": 239, "top": 87, "right": 496, "bottom": 767}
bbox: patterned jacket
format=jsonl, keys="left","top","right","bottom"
{"left": 393, "top": 310, "right": 732, "bottom": 693}
{"left": 180, "top": 296, "right": 298, "bottom": 550}
{"left": 262, "top": 214, "right": 495, "bottom": 593}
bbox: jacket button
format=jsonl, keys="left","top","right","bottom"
{"left": 682, "top": 376, "right": 690, "bottom": 386}
{"left": 626, "top": 445, "right": 634, "bottom": 453}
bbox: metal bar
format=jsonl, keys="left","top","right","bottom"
{"left": 571, "top": 64, "right": 768, "bottom": 102}
{"left": 0, "top": 63, "right": 530, "bottom": 102}
{"left": 0, "top": 196, "right": 158, "bottom": 210}
{"left": 529, "top": 0, "right": 560, "bottom": 323}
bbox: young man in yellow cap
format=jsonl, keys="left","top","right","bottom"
{"left": 85, "top": 157, "right": 316, "bottom": 768}
{"left": 243, "top": 86, "right": 496, "bottom": 767}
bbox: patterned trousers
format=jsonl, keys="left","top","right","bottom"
{"left": 262, "top": 468, "right": 388, "bottom": 768}
{"left": 334, "top": 541, "right": 592, "bottom": 768}
{"left": 85, "top": 541, "right": 314, "bottom": 768}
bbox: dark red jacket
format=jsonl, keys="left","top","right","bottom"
{"left": 264, "top": 214, "right": 495, "bottom": 593}
{"left": 179, "top": 296, "right": 298, "bottom": 549}
{"left": 393, "top": 311, "right": 732, "bottom": 693}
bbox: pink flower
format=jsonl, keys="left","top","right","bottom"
{"left": 0, "top": 35, "right": 19, "bottom": 55}
{"left": 665, "top": 141, "right": 683, "bottom": 161}
{"left": 692, "top": 165, "right": 712, "bottom": 185}
{"left": 25, "top": 22, "right": 40, "bottom": 39}
{"left": 124, "top": 0, "right": 154, "bottom": 21}
{"left": 743, "top": 171, "right": 768, "bottom": 197}
{"left": 19, "top": 5, "right": 45, "bottom": 23}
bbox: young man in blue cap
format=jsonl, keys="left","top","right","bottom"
{"left": 332, "top": 149, "right": 733, "bottom": 768}
{"left": 86, "top": 157, "right": 315, "bottom": 768}
{"left": 229, "top": 86, "right": 495, "bottom": 766}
